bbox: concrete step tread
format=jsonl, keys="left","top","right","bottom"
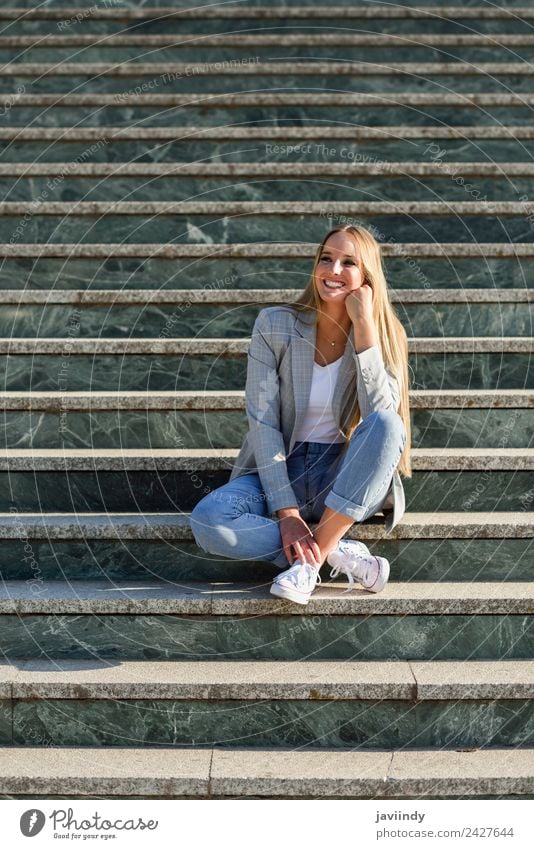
{"left": 0, "top": 447, "right": 528, "bottom": 471}
{"left": 0, "top": 580, "right": 533, "bottom": 614}
{"left": 0, "top": 746, "right": 532, "bottom": 798}
{"left": 6, "top": 62, "right": 534, "bottom": 76}
{"left": 1, "top": 389, "right": 531, "bottom": 410}
{"left": 0, "top": 242, "right": 532, "bottom": 258}
{"left": 2, "top": 5, "right": 532, "bottom": 20}
{"left": 1, "top": 659, "right": 533, "bottom": 700}
{"left": 5, "top": 34, "right": 534, "bottom": 47}
{"left": 3, "top": 200, "right": 534, "bottom": 215}
{"left": 4, "top": 162, "right": 534, "bottom": 178}
{"left": 7, "top": 93, "right": 534, "bottom": 106}
{"left": 0, "top": 288, "right": 530, "bottom": 304}
{"left": 0, "top": 511, "right": 529, "bottom": 540}
{"left": 0, "top": 337, "right": 529, "bottom": 353}
{"left": 2, "top": 126, "right": 534, "bottom": 140}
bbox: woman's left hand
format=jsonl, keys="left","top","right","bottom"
{"left": 344, "top": 283, "right": 374, "bottom": 324}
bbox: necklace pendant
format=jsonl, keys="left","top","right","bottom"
{"left": 331, "top": 341, "right": 335, "bottom": 347}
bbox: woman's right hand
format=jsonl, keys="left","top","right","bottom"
{"left": 277, "top": 508, "right": 322, "bottom": 567}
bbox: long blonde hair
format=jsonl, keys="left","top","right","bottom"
{"left": 288, "top": 225, "right": 412, "bottom": 478}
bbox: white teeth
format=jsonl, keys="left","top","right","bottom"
{"left": 323, "top": 279, "right": 344, "bottom": 289}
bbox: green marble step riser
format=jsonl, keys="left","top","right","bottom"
{"left": 6, "top": 106, "right": 534, "bottom": 128}
{"left": 0, "top": 353, "right": 530, "bottom": 390}
{"left": 6, "top": 47, "right": 534, "bottom": 64}
{"left": 0, "top": 303, "right": 530, "bottom": 338}
{"left": 1, "top": 409, "right": 532, "bottom": 450}
{"left": 3, "top": 140, "right": 534, "bottom": 163}
{"left": 7, "top": 176, "right": 534, "bottom": 203}
{"left": 5, "top": 75, "right": 534, "bottom": 94}
{"left": 0, "top": 614, "right": 532, "bottom": 660}
{"left": 2, "top": 471, "right": 531, "bottom": 512}
{"left": 2, "top": 699, "right": 534, "bottom": 749}
{"left": 3, "top": 215, "right": 534, "bottom": 244}
{"left": 4, "top": 20, "right": 534, "bottom": 37}
{"left": 0, "top": 538, "right": 531, "bottom": 583}
{"left": 0, "top": 258, "right": 532, "bottom": 291}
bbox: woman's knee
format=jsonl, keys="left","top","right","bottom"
{"left": 364, "top": 409, "right": 406, "bottom": 445}
{"left": 189, "top": 491, "right": 223, "bottom": 544}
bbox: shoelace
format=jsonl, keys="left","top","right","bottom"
{"left": 286, "top": 562, "right": 322, "bottom": 590}
{"left": 329, "top": 556, "right": 375, "bottom": 591}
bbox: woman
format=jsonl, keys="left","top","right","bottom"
{"left": 190, "top": 224, "right": 411, "bottom": 605}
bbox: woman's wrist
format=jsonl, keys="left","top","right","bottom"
{"left": 352, "top": 316, "right": 378, "bottom": 353}
{"left": 277, "top": 506, "right": 300, "bottom": 519}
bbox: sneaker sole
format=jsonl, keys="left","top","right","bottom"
{"left": 270, "top": 583, "right": 312, "bottom": 605}
{"left": 364, "top": 556, "right": 390, "bottom": 593}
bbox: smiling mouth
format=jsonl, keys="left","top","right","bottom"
{"left": 322, "top": 279, "right": 345, "bottom": 289}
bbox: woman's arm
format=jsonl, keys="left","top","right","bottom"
{"left": 347, "top": 289, "right": 401, "bottom": 415}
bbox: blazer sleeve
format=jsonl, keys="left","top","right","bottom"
{"left": 245, "top": 309, "right": 299, "bottom": 516}
{"left": 353, "top": 344, "right": 401, "bottom": 416}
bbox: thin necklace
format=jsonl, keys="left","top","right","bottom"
{"left": 318, "top": 323, "right": 349, "bottom": 348}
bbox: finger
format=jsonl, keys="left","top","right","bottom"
{"left": 293, "top": 540, "right": 306, "bottom": 563}
{"left": 310, "top": 540, "right": 323, "bottom": 565}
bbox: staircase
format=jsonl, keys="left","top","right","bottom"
{"left": 0, "top": 0, "right": 533, "bottom": 799}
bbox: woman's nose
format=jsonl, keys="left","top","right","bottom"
{"left": 332, "top": 259, "right": 343, "bottom": 274}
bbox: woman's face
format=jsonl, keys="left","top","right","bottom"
{"left": 314, "top": 232, "right": 364, "bottom": 305}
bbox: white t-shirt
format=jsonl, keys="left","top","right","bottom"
{"left": 292, "top": 355, "right": 346, "bottom": 444}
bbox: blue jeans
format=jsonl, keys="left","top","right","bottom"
{"left": 190, "top": 409, "right": 406, "bottom": 570}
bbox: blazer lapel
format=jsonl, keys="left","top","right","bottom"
{"left": 289, "top": 311, "right": 315, "bottom": 453}
{"left": 289, "top": 311, "right": 356, "bottom": 452}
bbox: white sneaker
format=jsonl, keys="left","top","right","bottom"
{"left": 327, "top": 539, "right": 390, "bottom": 593}
{"left": 270, "top": 560, "right": 321, "bottom": 605}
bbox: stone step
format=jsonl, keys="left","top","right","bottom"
{"left": 2, "top": 210, "right": 534, "bottom": 244}
{"left": 0, "top": 337, "right": 529, "bottom": 353}
{"left": 0, "top": 406, "right": 534, "bottom": 450}
{"left": 6, "top": 94, "right": 534, "bottom": 129}
{"left": 0, "top": 447, "right": 530, "bottom": 471}
{"left": 0, "top": 295, "right": 529, "bottom": 338}
{"left": 0, "top": 288, "right": 528, "bottom": 303}
{"left": 6, "top": 92, "right": 534, "bottom": 106}
{"left": 3, "top": 200, "right": 534, "bottom": 218}
{"left": 0, "top": 352, "right": 528, "bottom": 391}
{"left": 1, "top": 389, "right": 531, "bottom": 410}
{"left": 4, "top": 660, "right": 534, "bottom": 701}
{"left": 1, "top": 660, "right": 533, "bottom": 751}
{"left": 4, "top": 126, "right": 534, "bottom": 141}
{"left": 7, "top": 174, "right": 534, "bottom": 202}
{"left": 0, "top": 512, "right": 531, "bottom": 584}
{"left": 0, "top": 746, "right": 532, "bottom": 799}
{"left": 2, "top": 73, "right": 534, "bottom": 97}
{"left": 5, "top": 46, "right": 534, "bottom": 66}
{"left": 2, "top": 658, "right": 533, "bottom": 700}
{"left": 0, "top": 580, "right": 533, "bottom": 661}
{"left": 0, "top": 579, "right": 532, "bottom": 615}
{"left": 0, "top": 465, "right": 528, "bottom": 512}
{"left": 7, "top": 35, "right": 534, "bottom": 48}
{"left": 4, "top": 162, "right": 534, "bottom": 178}
{"left": 0, "top": 245, "right": 531, "bottom": 293}
{"left": 1, "top": 6, "right": 531, "bottom": 22}
{"left": 1, "top": 241, "right": 533, "bottom": 258}
{"left": 3, "top": 139, "right": 534, "bottom": 165}
{"left": 0, "top": 510, "right": 530, "bottom": 540}
{"left": 8, "top": 62, "right": 534, "bottom": 78}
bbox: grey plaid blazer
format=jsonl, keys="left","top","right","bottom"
{"left": 229, "top": 306, "right": 406, "bottom": 532}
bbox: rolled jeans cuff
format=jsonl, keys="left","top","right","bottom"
{"left": 323, "top": 489, "right": 368, "bottom": 522}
